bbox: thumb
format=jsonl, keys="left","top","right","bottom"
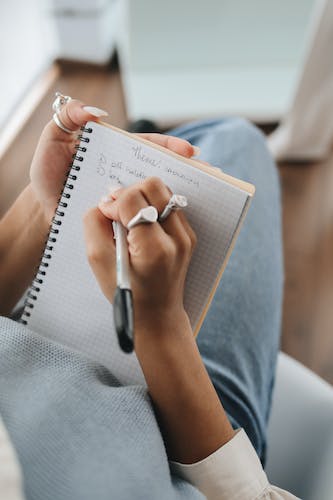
{"left": 83, "top": 207, "right": 116, "bottom": 303}
{"left": 44, "top": 98, "right": 108, "bottom": 143}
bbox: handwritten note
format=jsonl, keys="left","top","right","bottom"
{"left": 132, "top": 144, "right": 162, "bottom": 169}
{"left": 95, "top": 141, "right": 200, "bottom": 190}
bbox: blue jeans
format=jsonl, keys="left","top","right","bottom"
{"left": 169, "top": 118, "right": 283, "bottom": 466}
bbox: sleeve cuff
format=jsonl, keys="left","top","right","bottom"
{"left": 170, "top": 429, "right": 269, "bottom": 500}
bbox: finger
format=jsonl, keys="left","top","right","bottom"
{"left": 99, "top": 187, "right": 149, "bottom": 226}
{"left": 101, "top": 178, "right": 194, "bottom": 251}
{"left": 83, "top": 207, "right": 116, "bottom": 302}
{"left": 105, "top": 177, "right": 171, "bottom": 218}
{"left": 103, "top": 185, "right": 125, "bottom": 203}
{"left": 196, "top": 159, "right": 211, "bottom": 167}
{"left": 99, "top": 186, "right": 170, "bottom": 259}
{"left": 176, "top": 211, "right": 197, "bottom": 252}
{"left": 137, "top": 133, "right": 197, "bottom": 158}
{"left": 45, "top": 99, "right": 108, "bottom": 142}
{"left": 136, "top": 177, "right": 195, "bottom": 254}
{"left": 57, "top": 100, "right": 108, "bottom": 131}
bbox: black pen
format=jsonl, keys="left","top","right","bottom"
{"left": 112, "top": 221, "right": 134, "bottom": 353}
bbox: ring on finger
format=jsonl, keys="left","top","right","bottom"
{"left": 159, "top": 194, "right": 188, "bottom": 222}
{"left": 127, "top": 206, "right": 158, "bottom": 230}
{"left": 52, "top": 91, "right": 75, "bottom": 134}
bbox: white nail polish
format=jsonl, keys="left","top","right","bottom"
{"left": 108, "top": 183, "right": 121, "bottom": 194}
{"left": 100, "top": 195, "right": 111, "bottom": 204}
{"left": 191, "top": 146, "right": 201, "bottom": 157}
{"left": 83, "top": 106, "right": 109, "bottom": 117}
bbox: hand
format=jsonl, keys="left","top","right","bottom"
{"left": 29, "top": 99, "right": 109, "bottom": 224}
{"left": 29, "top": 98, "right": 198, "bottom": 226}
{"left": 84, "top": 176, "right": 197, "bottom": 338}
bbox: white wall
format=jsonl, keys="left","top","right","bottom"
{"left": 0, "top": 0, "right": 55, "bottom": 128}
{"left": 117, "top": 0, "right": 316, "bottom": 122}
{"left": 125, "top": 0, "right": 314, "bottom": 71}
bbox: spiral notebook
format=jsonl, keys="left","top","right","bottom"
{"left": 21, "top": 122, "right": 255, "bottom": 385}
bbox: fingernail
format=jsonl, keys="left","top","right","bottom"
{"left": 100, "top": 195, "right": 112, "bottom": 204}
{"left": 108, "top": 183, "right": 123, "bottom": 199}
{"left": 83, "top": 105, "right": 109, "bottom": 117}
{"left": 191, "top": 146, "right": 201, "bottom": 157}
{"left": 108, "top": 184, "right": 119, "bottom": 194}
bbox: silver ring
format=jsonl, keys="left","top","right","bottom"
{"left": 52, "top": 113, "right": 75, "bottom": 134}
{"left": 52, "top": 91, "right": 72, "bottom": 113}
{"left": 52, "top": 91, "right": 75, "bottom": 134}
{"left": 127, "top": 206, "right": 158, "bottom": 230}
{"left": 159, "top": 194, "right": 188, "bottom": 222}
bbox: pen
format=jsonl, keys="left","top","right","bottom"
{"left": 111, "top": 198, "right": 183, "bottom": 352}
{"left": 112, "top": 221, "right": 134, "bottom": 353}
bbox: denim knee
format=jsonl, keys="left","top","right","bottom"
{"left": 209, "top": 116, "right": 265, "bottom": 142}
{"left": 199, "top": 117, "right": 277, "bottom": 183}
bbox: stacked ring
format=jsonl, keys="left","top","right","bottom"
{"left": 52, "top": 91, "right": 74, "bottom": 134}
{"left": 126, "top": 194, "right": 188, "bottom": 230}
{"left": 159, "top": 194, "right": 188, "bottom": 222}
{"left": 127, "top": 206, "right": 158, "bottom": 230}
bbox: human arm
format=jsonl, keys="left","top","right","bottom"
{"left": 0, "top": 186, "right": 49, "bottom": 315}
{"left": 85, "top": 180, "right": 299, "bottom": 499}
{"left": 85, "top": 179, "right": 235, "bottom": 464}
{"left": 0, "top": 100, "right": 104, "bottom": 315}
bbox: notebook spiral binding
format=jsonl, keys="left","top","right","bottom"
{"left": 19, "top": 125, "right": 93, "bottom": 325}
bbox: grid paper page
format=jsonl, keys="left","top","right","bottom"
{"left": 26, "top": 122, "right": 250, "bottom": 385}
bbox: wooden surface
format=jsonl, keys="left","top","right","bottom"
{"left": 280, "top": 158, "right": 333, "bottom": 383}
{"left": 0, "top": 60, "right": 127, "bottom": 215}
{"left": 1, "top": 61, "right": 332, "bottom": 384}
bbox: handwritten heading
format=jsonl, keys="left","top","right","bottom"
{"left": 95, "top": 148, "right": 200, "bottom": 189}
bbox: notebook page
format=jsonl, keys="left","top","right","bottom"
{"left": 26, "top": 122, "right": 250, "bottom": 385}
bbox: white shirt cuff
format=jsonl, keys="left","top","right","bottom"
{"left": 170, "top": 429, "right": 270, "bottom": 500}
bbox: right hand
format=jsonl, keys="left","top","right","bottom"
{"left": 83, "top": 177, "right": 197, "bottom": 338}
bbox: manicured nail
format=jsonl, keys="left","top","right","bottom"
{"left": 100, "top": 195, "right": 112, "bottom": 204}
{"left": 108, "top": 183, "right": 123, "bottom": 199}
{"left": 191, "top": 146, "right": 201, "bottom": 157}
{"left": 83, "top": 106, "right": 109, "bottom": 117}
{"left": 108, "top": 184, "right": 120, "bottom": 193}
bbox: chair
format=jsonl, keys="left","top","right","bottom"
{"left": 266, "top": 352, "right": 333, "bottom": 499}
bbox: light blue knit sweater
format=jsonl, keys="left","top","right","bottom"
{"left": 0, "top": 317, "right": 204, "bottom": 500}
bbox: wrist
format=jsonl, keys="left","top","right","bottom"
{"left": 0, "top": 184, "right": 50, "bottom": 315}
{"left": 133, "top": 310, "right": 235, "bottom": 464}
{"left": 134, "top": 307, "right": 194, "bottom": 361}
{"left": 134, "top": 306, "right": 192, "bottom": 342}
{"left": 27, "top": 184, "right": 52, "bottom": 231}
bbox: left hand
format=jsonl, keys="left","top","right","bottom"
{"left": 30, "top": 99, "right": 106, "bottom": 224}
{"left": 29, "top": 98, "right": 197, "bottom": 225}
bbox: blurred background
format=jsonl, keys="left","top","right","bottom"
{"left": 1, "top": 0, "right": 333, "bottom": 385}
{"left": 0, "top": 0, "right": 315, "bottom": 129}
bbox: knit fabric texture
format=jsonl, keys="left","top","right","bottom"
{"left": 0, "top": 317, "right": 203, "bottom": 500}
